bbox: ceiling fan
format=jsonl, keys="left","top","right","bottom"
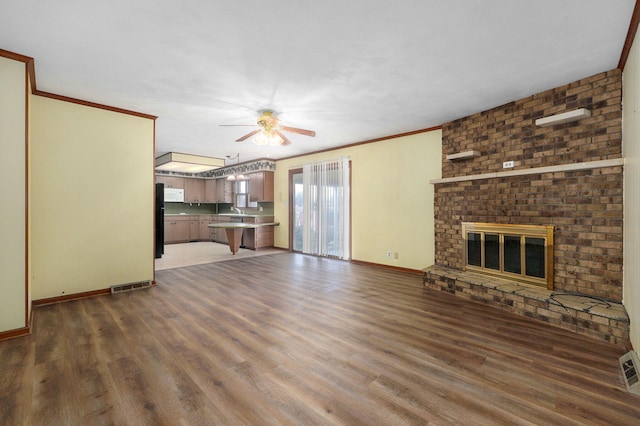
{"left": 221, "top": 110, "right": 316, "bottom": 146}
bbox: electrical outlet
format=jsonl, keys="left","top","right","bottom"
{"left": 503, "top": 160, "right": 515, "bottom": 168}
{"left": 386, "top": 250, "right": 392, "bottom": 259}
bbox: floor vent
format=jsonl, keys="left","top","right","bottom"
{"left": 619, "top": 351, "right": 640, "bottom": 395}
{"left": 111, "top": 280, "right": 152, "bottom": 294}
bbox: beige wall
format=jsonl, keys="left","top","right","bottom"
{"left": 274, "top": 130, "right": 442, "bottom": 270}
{"left": 623, "top": 33, "right": 640, "bottom": 350}
{"left": 30, "top": 96, "right": 155, "bottom": 299}
{"left": 0, "top": 56, "right": 27, "bottom": 331}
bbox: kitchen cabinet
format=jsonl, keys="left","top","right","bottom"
{"left": 163, "top": 219, "right": 173, "bottom": 243}
{"left": 199, "top": 215, "right": 215, "bottom": 241}
{"left": 156, "top": 175, "right": 185, "bottom": 189}
{"left": 242, "top": 216, "right": 275, "bottom": 249}
{"left": 248, "top": 172, "right": 274, "bottom": 202}
{"left": 164, "top": 216, "right": 190, "bottom": 243}
{"left": 214, "top": 221, "right": 226, "bottom": 244}
{"left": 204, "top": 179, "right": 217, "bottom": 203}
{"left": 165, "top": 215, "right": 216, "bottom": 243}
{"left": 184, "top": 178, "right": 205, "bottom": 203}
{"left": 215, "top": 178, "right": 234, "bottom": 203}
{"left": 165, "top": 214, "right": 275, "bottom": 247}
{"left": 189, "top": 216, "right": 200, "bottom": 239}
{"left": 208, "top": 215, "right": 222, "bottom": 243}
{"left": 211, "top": 215, "right": 242, "bottom": 244}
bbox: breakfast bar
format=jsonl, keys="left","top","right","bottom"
{"left": 208, "top": 221, "right": 279, "bottom": 254}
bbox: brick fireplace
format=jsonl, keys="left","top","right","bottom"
{"left": 424, "top": 69, "right": 629, "bottom": 346}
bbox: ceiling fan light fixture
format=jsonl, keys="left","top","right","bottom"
{"left": 253, "top": 131, "right": 270, "bottom": 146}
{"left": 252, "top": 129, "right": 284, "bottom": 146}
{"left": 270, "top": 133, "right": 284, "bottom": 146}
{"left": 223, "top": 110, "right": 315, "bottom": 146}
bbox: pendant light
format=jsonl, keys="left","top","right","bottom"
{"left": 226, "top": 153, "right": 247, "bottom": 180}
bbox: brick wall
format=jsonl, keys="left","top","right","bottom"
{"left": 434, "top": 70, "right": 623, "bottom": 301}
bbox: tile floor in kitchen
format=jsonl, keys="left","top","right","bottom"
{"left": 155, "top": 241, "right": 284, "bottom": 270}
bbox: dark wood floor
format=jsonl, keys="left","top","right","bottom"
{"left": 2, "top": 253, "right": 639, "bottom": 425}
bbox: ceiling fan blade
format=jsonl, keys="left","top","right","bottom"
{"left": 276, "top": 131, "right": 292, "bottom": 146}
{"left": 280, "top": 125, "right": 316, "bottom": 137}
{"left": 236, "top": 129, "right": 261, "bottom": 142}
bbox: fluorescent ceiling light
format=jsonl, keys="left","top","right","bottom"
{"left": 155, "top": 152, "right": 225, "bottom": 173}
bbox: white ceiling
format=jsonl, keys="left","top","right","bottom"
{"left": 0, "top": 1, "right": 636, "bottom": 163}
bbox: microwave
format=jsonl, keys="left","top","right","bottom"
{"left": 164, "top": 188, "right": 184, "bottom": 203}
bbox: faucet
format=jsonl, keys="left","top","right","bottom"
{"left": 233, "top": 207, "right": 244, "bottom": 215}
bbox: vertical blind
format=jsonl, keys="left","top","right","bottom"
{"left": 302, "top": 157, "right": 350, "bottom": 259}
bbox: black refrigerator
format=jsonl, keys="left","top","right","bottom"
{"left": 155, "top": 183, "right": 165, "bottom": 258}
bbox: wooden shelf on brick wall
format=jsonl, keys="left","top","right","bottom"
{"left": 446, "top": 150, "right": 481, "bottom": 161}
{"left": 535, "top": 108, "right": 591, "bottom": 127}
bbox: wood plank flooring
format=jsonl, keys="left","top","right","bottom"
{"left": 2, "top": 252, "right": 639, "bottom": 425}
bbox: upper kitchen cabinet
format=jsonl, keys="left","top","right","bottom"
{"left": 204, "top": 179, "right": 217, "bottom": 203}
{"left": 184, "top": 178, "right": 205, "bottom": 203}
{"left": 156, "top": 174, "right": 185, "bottom": 189}
{"left": 248, "top": 171, "right": 274, "bottom": 202}
{"left": 215, "top": 178, "right": 234, "bottom": 203}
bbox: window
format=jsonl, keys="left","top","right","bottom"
{"left": 235, "top": 179, "right": 248, "bottom": 208}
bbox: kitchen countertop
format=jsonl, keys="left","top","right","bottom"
{"left": 165, "top": 213, "right": 272, "bottom": 218}
{"left": 216, "top": 213, "right": 271, "bottom": 218}
{"left": 208, "top": 222, "right": 279, "bottom": 229}
{"left": 210, "top": 221, "right": 278, "bottom": 255}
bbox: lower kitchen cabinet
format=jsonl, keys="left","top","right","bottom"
{"left": 215, "top": 227, "right": 227, "bottom": 244}
{"left": 208, "top": 216, "right": 222, "bottom": 243}
{"left": 164, "top": 214, "right": 274, "bottom": 248}
{"left": 243, "top": 226, "right": 274, "bottom": 250}
{"left": 242, "top": 216, "right": 275, "bottom": 249}
{"left": 200, "top": 215, "right": 214, "bottom": 241}
{"left": 189, "top": 217, "right": 200, "bottom": 240}
{"left": 164, "top": 216, "right": 191, "bottom": 243}
{"left": 165, "top": 215, "right": 213, "bottom": 244}
{"left": 211, "top": 215, "right": 242, "bottom": 244}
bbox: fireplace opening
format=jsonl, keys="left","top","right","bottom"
{"left": 462, "top": 222, "right": 554, "bottom": 289}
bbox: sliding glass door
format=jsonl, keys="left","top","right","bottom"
{"left": 289, "top": 158, "right": 350, "bottom": 259}
{"left": 290, "top": 169, "right": 304, "bottom": 252}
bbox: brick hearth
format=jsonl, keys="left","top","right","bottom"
{"left": 423, "top": 266, "right": 629, "bottom": 347}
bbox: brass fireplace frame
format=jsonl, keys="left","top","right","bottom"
{"left": 462, "top": 222, "right": 554, "bottom": 289}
